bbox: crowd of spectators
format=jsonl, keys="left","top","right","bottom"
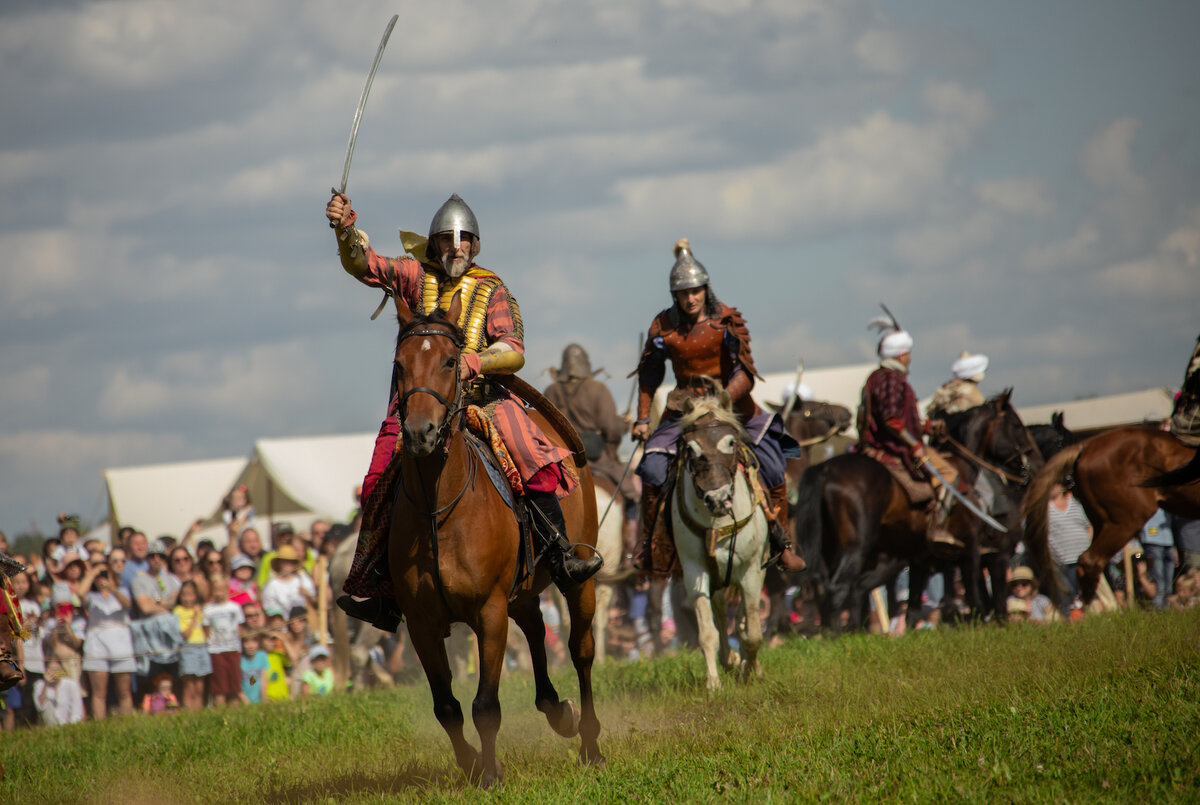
{"left": 4, "top": 478, "right": 1198, "bottom": 729}
{"left": 1, "top": 502, "right": 346, "bottom": 731}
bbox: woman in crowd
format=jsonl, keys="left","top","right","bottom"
{"left": 169, "top": 546, "right": 210, "bottom": 601}
{"left": 80, "top": 560, "right": 135, "bottom": 719}
{"left": 11, "top": 569, "right": 45, "bottom": 728}
{"left": 222, "top": 485, "right": 255, "bottom": 542}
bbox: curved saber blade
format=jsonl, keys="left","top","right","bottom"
{"left": 336, "top": 14, "right": 399, "bottom": 195}
{"left": 919, "top": 457, "right": 1009, "bottom": 533}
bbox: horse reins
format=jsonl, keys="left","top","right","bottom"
{"left": 395, "top": 322, "right": 471, "bottom": 615}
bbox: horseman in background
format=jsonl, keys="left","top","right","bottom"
{"left": 1170, "top": 333, "right": 1200, "bottom": 447}
{"left": 630, "top": 239, "right": 805, "bottom": 573}
{"left": 544, "top": 344, "right": 640, "bottom": 571}
{"left": 926, "top": 351, "right": 989, "bottom": 419}
{"left": 856, "top": 313, "right": 963, "bottom": 549}
{"left": 325, "top": 192, "right": 601, "bottom": 631}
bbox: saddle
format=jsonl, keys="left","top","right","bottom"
{"left": 859, "top": 445, "right": 935, "bottom": 506}
{"left": 343, "top": 408, "right": 539, "bottom": 602}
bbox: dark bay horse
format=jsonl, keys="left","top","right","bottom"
{"left": 1027, "top": 411, "right": 1078, "bottom": 462}
{"left": 913, "top": 391, "right": 1045, "bottom": 625}
{"left": 794, "top": 394, "right": 1036, "bottom": 632}
{"left": 1022, "top": 426, "right": 1200, "bottom": 604}
{"left": 387, "top": 292, "right": 603, "bottom": 786}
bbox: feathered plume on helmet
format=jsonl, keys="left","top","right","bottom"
{"left": 868, "top": 303, "right": 913, "bottom": 359}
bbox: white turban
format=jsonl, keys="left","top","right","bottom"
{"left": 781, "top": 381, "right": 814, "bottom": 406}
{"left": 878, "top": 329, "right": 914, "bottom": 358}
{"left": 952, "top": 352, "right": 989, "bottom": 381}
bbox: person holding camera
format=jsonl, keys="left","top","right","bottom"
{"left": 81, "top": 561, "right": 135, "bottom": 719}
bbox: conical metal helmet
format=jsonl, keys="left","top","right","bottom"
{"left": 668, "top": 238, "right": 710, "bottom": 292}
{"left": 558, "top": 344, "right": 592, "bottom": 380}
{"left": 427, "top": 194, "right": 480, "bottom": 248}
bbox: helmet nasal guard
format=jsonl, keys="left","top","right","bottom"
{"left": 427, "top": 194, "right": 480, "bottom": 255}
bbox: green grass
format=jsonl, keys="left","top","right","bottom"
{"left": 3, "top": 608, "right": 1198, "bottom": 803}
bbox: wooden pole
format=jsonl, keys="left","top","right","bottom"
{"left": 314, "top": 555, "right": 329, "bottom": 646}
{"left": 1123, "top": 543, "right": 1135, "bottom": 608}
{"left": 871, "top": 586, "right": 889, "bottom": 633}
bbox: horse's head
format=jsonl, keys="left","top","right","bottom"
{"left": 679, "top": 392, "right": 745, "bottom": 517}
{"left": 970, "top": 389, "right": 1044, "bottom": 483}
{"left": 790, "top": 400, "right": 852, "bottom": 441}
{"left": 393, "top": 291, "right": 465, "bottom": 458}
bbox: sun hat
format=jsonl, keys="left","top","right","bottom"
{"left": 1009, "top": 566, "right": 1036, "bottom": 586}
{"left": 309, "top": 644, "right": 330, "bottom": 661}
{"left": 231, "top": 555, "right": 256, "bottom": 572}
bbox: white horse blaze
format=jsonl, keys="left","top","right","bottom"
{"left": 687, "top": 439, "right": 704, "bottom": 457}
{"left": 421, "top": 339, "right": 432, "bottom": 352}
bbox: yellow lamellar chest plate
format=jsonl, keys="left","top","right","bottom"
{"left": 418, "top": 271, "right": 496, "bottom": 354}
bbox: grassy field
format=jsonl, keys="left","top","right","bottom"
{"left": 2, "top": 607, "right": 1198, "bottom": 804}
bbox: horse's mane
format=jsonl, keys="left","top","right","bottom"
{"left": 396, "top": 308, "right": 465, "bottom": 352}
{"left": 679, "top": 395, "right": 748, "bottom": 440}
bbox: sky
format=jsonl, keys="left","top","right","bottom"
{"left": 2, "top": 0, "right": 1198, "bottom": 537}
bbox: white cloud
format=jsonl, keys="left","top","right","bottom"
{"left": 892, "top": 211, "right": 1000, "bottom": 267}
{"left": 97, "top": 340, "right": 324, "bottom": 424}
{"left": 975, "top": 177, "right": 1053, "bottom": 216}
{"left": 1096, "top": 210, "right": 1200, "bottom": 300}
{"left": 1022, "top": 224, "right": 1101, "bottom": 272}
{"left": 855, "top": 28, "right": 915, "bottom": 77}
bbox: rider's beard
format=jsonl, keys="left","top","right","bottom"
{"left": 441, "top": 250, "right": 470, "bottom": 278}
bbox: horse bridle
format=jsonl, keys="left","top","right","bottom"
{"left": 974, "top": 408, "right": 1040, "bottom": 484}
{"left": 395, "top": 325, "right": 465, "bottom": 448}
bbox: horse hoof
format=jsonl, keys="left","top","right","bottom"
{"left": 479, "top": 762, "right": 504, "bottom": 788}
{"left": 581, "top": 750, "right": 607, "bottom": 769}
{"left": 547, "top": 699, "right": 581, "bottom": 738}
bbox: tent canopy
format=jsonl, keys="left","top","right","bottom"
{"left": 207, "top": 433, "right": 375, "bottom": 531}
{"left": 1017, "top": 388, "right": 1175, "bottom": 434}
{"left": 105, "top": 457, "right": 246, "bottom": 545}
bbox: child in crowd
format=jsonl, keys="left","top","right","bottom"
{"left": 141, "top": 672, "right": 179, "bottom": 714}
{"left": 1171, "top": 569, "right": 1199, "bottom": 609}
{"left": 173, "top": 580, "right": 212, "bottom": 710}
{"left": 262, "top": 609, "right": 293, "bottom": 702}
{"left": 229, "top": 556, "right": 258, "bottom": 606}
{"left": 301, "top": 645, "right": 334, "bottom": 697}
{"left": 34, "top": 659, "right": 84, "bottom": 726}
{"left": 284, "top": 606, "right": 312, "bottom": 698}
{"left": 43, "top": 592, "right": 84, "bottom": 684}
{"left": 239, "top": 632, "right": 269, "bottom": 705}
{"left": 203, "top": 572, "right": 244, "bottom": 707}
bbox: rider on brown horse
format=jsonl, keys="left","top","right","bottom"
{"left": 856, "top": 314, "right": 963, "bottom": 549}
{"left": 326, "top": 193, "right": 602, "bottom": 630}
{"left": 630, "top": 239, "right": 805, "bottom": 573}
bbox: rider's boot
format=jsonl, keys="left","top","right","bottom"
{"left": 634, "top": 483, "right": 663, "bottom": 572}
{"left": 528, "top": 489, "right": 603, "bottom": 593}
{"left": 926, "top": 483, "right": 963, "bottom": 549}
{"left": 619, "top": 516, "right": 641, "bottom": 572}
{"left": 336, "top": 591, "right": 403, "bottom": 633}
{"left": 765, "top": 482, "right": 806, "bottom": 572}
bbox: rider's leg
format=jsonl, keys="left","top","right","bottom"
{"left": 633, "top": 440, "right": 674, "bottom": 572}
{"left": 337, "top": 410, "right": 404, "bottom": 632}
{"left": 634, "top": 483, "right": 664, "bottom": 572}
{"left": 924, "top": 452, "right": 963, "bottom": 549}
{"left": 766, "top": 483, "right": 806, "bottom": 572}
{"left": 526, "top": 465, "right": 602, "bottom": 592}
{"left": 749, "top": 432, "right": 806, "bottom": 572}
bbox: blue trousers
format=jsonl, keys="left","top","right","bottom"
{"left": 636, "top": 409, "right": 792, "bottom": 489}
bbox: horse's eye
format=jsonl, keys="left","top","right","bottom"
{"left": 443, "top": 357, "right": 456, "bottom": 370}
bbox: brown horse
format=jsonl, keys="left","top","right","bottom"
{"left": 387, "top": 291, "right": 603, "bottom": 787}
{"left": 1022, "top": 426, "right": 1200, "bottom": 603}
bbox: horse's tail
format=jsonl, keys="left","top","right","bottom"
{"left": 793, "top": 464, "right": 826, "bottom": 584}
{"left": 1020, "top": 441, "right": 1085, "bottom": 602}
{"left": 1142, "top": 446, "right": 1200, "bottom": 487}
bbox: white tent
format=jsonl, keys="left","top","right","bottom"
{"left": 104, "top": 457, "right": 247, "bottom": 546}
{"left": 205, "top": 433, "right": 376, "bottom": 538}
{"left": 1017, "top": 387, "right": 1175, "bottom": 434}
